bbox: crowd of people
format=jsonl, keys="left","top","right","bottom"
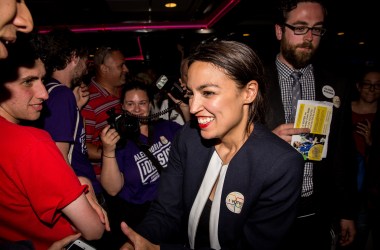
{"left": 0, "top": 0, "right": 379, "bottom": 250}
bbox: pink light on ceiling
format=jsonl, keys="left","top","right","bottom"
{"left": 205, "top": 0, "right": 240, "bottom": 28}
{"left": 37, "top": 0, "right": 240, "bottom": 34}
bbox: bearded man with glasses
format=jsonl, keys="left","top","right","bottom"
{"left": 264, "top": 0, "right": 357, "bottom": 249}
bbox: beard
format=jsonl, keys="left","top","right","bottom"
{"left": 71, "top": 65, "right": 88, "bottom": 88}
{"left": 281, "top": 40, "right": 317, "bottom": 69}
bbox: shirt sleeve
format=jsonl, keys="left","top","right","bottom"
{"left": 17, "top": 130, "right": 86, "bottom": 224}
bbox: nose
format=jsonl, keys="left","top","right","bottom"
{"left": 303, "top": 29, "right": 313, "bottom": 41}
{"left": 132, "top": 103, "right": 140, "bottom": 113}
{"left": 189, "top": 95, "right": 201, "bottom": 115}
{"left": 368, "top": 85, "right": 377, "bottom": 91}
{"left": 14, "top": 2, "right": 34, "bottom": 34}
{"left": 123, "top": 64, "right": 129, "bottom": 73}
{"left": 38, "top": 82, "right": 49, "bottom": 101}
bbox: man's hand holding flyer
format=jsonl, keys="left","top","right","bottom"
{"left": 291, "top": 100, "right": 333, "bottom": 161}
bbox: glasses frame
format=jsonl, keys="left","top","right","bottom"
{"left": 360, "top": 82, "right": 380, "bottom": 90}
{"left": 284, "top": 23, "right": 326, "bottom": 36}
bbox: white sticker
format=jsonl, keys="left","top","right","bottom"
{"left": 322, "top": 85, "right": 335, "bottom": 98}
{"left": 226, "top": 191, "right": 244, "bottom": 214}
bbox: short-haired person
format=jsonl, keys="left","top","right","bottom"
{"left": 81, "top": 46, "right": 129, "bottom": 177}
{"left": 0, "top": 0, "right": 33, "bottom": 59}
{"left": 118, "top": 40, "right": 304, "bottom": 250}
{"left": 264, "top": 0, "right": 357, "bottom": 249}
{"left": 0, "top": 35, "right": 106, "bottom": 250}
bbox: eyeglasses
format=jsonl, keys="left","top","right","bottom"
{"left": 360, "top": 82, "right": 380, "bottom": 90}
{"left": 284, "top": 23, "right": 326, "bottom": 36}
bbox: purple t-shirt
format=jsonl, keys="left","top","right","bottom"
{"left": 116, "top": 119, "right": 181, "bottom": 204}
{"left": 41, "top": 80, "right": 101, "bottom": 194}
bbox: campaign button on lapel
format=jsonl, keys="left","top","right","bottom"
{"left": 322, "top": 85, "right": 335, "bottom": 98}
{"left": 226, "top": 192, "right": 244, "bottom": 214}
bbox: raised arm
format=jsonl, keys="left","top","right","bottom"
{"left": 99, "top": 125, "right": 124, "bottom": 196}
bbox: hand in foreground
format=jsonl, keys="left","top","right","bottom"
{"left": 339, "top": 219, "right": 356, "bottom": 247}
{"left": 272, "top": 123, "right": 310, "bottom": 143}
{"left": 78, "top": 176, "right": 110, "bottom": 232}
{"left": 48, "top": 233, "right": 81, "bottom": 250}
{"left": 120, "top": 222, "right": 160, "bottom": 250}
{"left": 73, "top": 83, "right": 90, "bottom": 110}
{"left": 100, "top": 125, "right": 120, "bottom": 154}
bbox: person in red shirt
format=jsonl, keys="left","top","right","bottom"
{"left": 82, "top": 46, "right": 129, "bottom": 177}
{"left": 0, "top": 34, "right": 106, "bottom": 250}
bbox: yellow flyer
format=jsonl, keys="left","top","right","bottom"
{"left": 291, "top": 100, "right": 333, "bottom": 161}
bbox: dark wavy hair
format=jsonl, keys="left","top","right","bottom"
{"left": 0, "top": 32, "right": 42, "bottom": 84}
{"left": 37, "top": 27, "right": 88, "bottom": 77}
{"left": 0, "top": 33, "right": 44, "bottom": 101}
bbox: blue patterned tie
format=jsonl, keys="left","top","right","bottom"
{"left": 290, "top": 71, "right": 302, "bottom": 122}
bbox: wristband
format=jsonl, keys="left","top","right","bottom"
{"left": 103, "top": 154, "right": 116, "bottom": 158}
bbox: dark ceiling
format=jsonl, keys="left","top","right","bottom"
{"left": 26, "top": 0, "right": 379, "bottom": 75}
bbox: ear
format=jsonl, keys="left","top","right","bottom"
{"left": 275, "top": 24, "right": 283, "bottom": 41}
{"left": 356, "top": 82, "right": 361, "bottom": 90}
{"left": 72, "top": 55, "right": 80, "bottom": 65}
{"left": 100, "top": 64, "right": 108, "bottom": 73}
{"left": 243, "top": 80, "right": 258, "bottom": 104}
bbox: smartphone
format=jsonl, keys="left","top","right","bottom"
{"left": 65, "top": 239, "right": 97, "bottom": 250}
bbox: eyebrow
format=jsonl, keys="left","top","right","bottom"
{"left": 291, "top": 21, "right": 324, "bottom": 26}
{"left": 195, "top": 83, "right": 220, "bottom": 91}
{"left": 20, "top": 76, "right": 40, "bottom": 82}
{"left": 125, "top": 100, "right": 149, "bottom": 103}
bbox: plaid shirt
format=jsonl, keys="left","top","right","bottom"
{"left": 276, "top": 56, "right": 315, "bottom": 197}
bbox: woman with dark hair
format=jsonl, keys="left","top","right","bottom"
{"left": 100, "top": 80, "right": 187, "bottom": 248}
{"left": 118, "top": 40, "right": 304, "bottom": 250}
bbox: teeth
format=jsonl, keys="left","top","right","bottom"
{"left": 198, "top": 117, "right": 214, "bottom": 124}
{"left": 4, "top": 41, "right": 9, "bottom": 45}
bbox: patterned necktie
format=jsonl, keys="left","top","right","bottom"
{"left": 290, "top": 71, "right": 302, "bottom": 122}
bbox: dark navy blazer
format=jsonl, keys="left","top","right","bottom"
{"left": 136, "top": 122, "right": 304, "bottom": 250}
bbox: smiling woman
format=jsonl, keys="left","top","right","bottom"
{"left": 115, "top": 40, "right": 305, "bottom": 250}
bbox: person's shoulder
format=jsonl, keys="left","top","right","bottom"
{"left": 251, "top": 123, "right": 299, "bottom": 153}
{"left": 2, "top": 120, "right": 53, "bottom": 143}
{"left": 87, "top": 81, "right": 101, "bottom": 94}
{"left": 86, "top": 85, "right": 111, "bottom": 103}
{"left": 45, "top": 82, "right": 73, "bottom": 98}
{"left": 24, "top": 125, "right": 54, "bottom": 141}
